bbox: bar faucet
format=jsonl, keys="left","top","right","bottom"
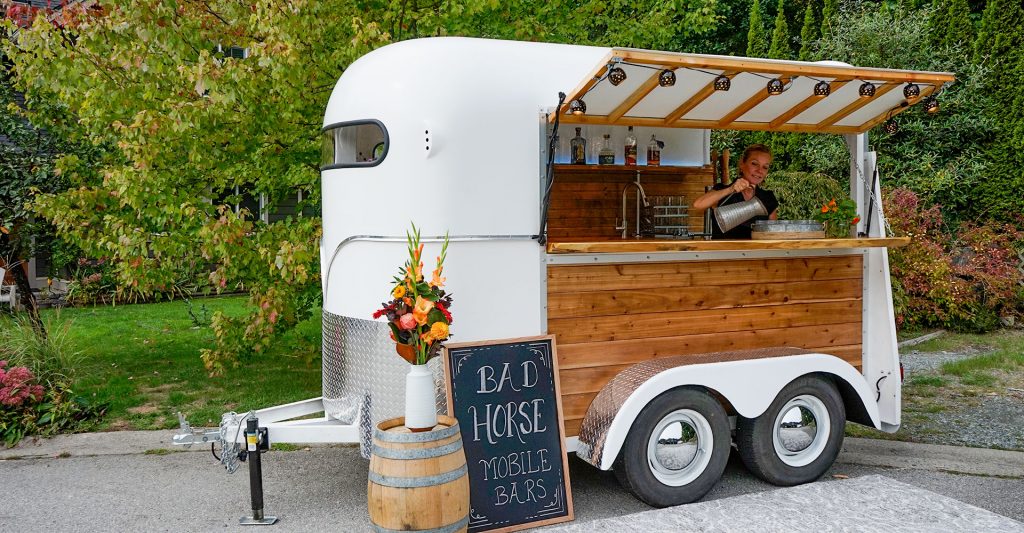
{"left": 616, "top": 171, "right": 650, "bottom": 239}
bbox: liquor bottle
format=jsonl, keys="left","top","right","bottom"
{"left": 624, "top": 126, "right": 637, "bottom": 165}
{"left": 570, "top": 127, "right": 587, "bottom": 165}
{"left": 598, "top": 134, "right": 615, "bottom": 165}
{"left": 646, "top": 134, "right": 661, "bottom": 166}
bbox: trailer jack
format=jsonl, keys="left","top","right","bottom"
{"left": 239, "top": 417, "right": 278, "bottom": 526}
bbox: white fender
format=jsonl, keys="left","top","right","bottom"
{"left": 595, "top": 353, "right": 878, "bottom": 470}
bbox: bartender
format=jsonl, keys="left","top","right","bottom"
{"left": 693, "top": 144, "right": 779, "bottom": 239}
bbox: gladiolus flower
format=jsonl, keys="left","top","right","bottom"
{"left": 392, "top": 285, "right": 406, "bottom": 298}
{"left": 829, "top": 199, "right": 837, "bottom": 207}
{"left": 399, "top": 313, "right": 417, "bottom": 330}
{"left": 821, "top": 205, "right": 829, "bottom": 213}
{"left": 430, "top": 265, "right": 445, "bottom": 288}
{"left": 413, "top": 297, "right": 434, "bottom": 325}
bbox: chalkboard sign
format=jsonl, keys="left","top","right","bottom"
{"left": 443, "top": 336, "right": 574, "bottom": 532}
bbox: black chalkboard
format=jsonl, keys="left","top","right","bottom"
{"left": 443, "top": 336, "right": 574, "bottom": 532}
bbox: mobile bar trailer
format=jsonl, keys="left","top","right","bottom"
{"left": 176, "top": 37, "right": 954, "bottom": 509}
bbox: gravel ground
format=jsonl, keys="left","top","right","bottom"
{"left": 900, "top": 345, "right": 991, "bottom": 374}
{"left": 893, "top": 344, "right": 1024, "bottom": 451}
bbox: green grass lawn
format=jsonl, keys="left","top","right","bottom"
{"left": 7, "top": 296, "right": 323, "bottom": 431}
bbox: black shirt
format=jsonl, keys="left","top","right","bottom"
{"left": 710, "top": 183, "right": 779, "bottom": 239}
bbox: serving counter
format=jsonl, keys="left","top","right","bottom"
{"left": 546, "top": 236, "right": 910, "bottom": 254}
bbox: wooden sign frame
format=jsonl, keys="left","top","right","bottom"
{"left": 442, "top": 335, "right": 575, "bottom": 532}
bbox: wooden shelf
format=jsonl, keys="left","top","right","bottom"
{"left": 553, "top": 164, "right": 708, "bottom": 175}
{"left": 546, "top": 236, "right": 910, "bottom": 254}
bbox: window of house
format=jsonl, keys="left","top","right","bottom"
{"left": 320, "top": 120, "right": 388, "bottom": 170}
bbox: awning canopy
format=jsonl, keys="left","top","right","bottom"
{"left": 556, "top": 48, "right": 956, "bottom": 135}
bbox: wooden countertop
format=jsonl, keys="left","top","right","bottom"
{"left": 546, "top": 236, "right": 911, "bottom": 254}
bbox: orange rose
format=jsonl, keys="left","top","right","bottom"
{"left": 413, "top": 296, "right": 434, "bottom": 325}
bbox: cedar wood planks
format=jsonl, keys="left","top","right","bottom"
{"left": 548, "top": 255, "right": 864, "bottom": 436}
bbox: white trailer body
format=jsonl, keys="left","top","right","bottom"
{"left": 181, "top": 36, "right": 954, "bottom": 505}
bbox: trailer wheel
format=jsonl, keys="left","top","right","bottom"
{"left": 736, "top": 375, "right": 845, "bottom": 486}
{"left": 614, "top": 388, "right": 730, "bottom": 507}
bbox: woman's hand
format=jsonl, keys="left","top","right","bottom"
{"left": 731, "top": 178, "right": 751, "bottom": 193}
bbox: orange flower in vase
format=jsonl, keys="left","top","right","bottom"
{"left": 372, "top": 223, "right": 453, "bottom": 431}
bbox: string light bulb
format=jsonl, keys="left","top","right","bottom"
{"left": 859, "top": 82, "right": 876, "bottom": 98}
{"left": 767, "top": 78, "right": 785, "bottom": 95}
{"left": 713, "top": 74, "right": 731, "bottom": 91}
{"left": 659, "top": 69, "right": 676, "bottom": 87}
{"left": 569, "top": 98, "right": 587, "bottom": 115}
{"left": 883, "top": 119, "right": 899, "bottom": 135}
{"left": 813, "top": 80, "right": 831, "bottom": 97}
{"left": 923, "top": 96, "right": 940, "bottom": 114}
{"left": 608, "top": 66, "right": 627, "bottom": 86}
{"left": 903, "top": 83, "right": 920, "bottom": 99}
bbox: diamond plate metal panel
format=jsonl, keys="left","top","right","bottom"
{"left": 576, "top": 347, "right": 810, "bottom": 468}
{"left": 322, "top": 311, "right": 449, "bottom": 457}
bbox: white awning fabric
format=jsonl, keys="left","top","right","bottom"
{"left": 557, "top": 48, "right": 956, "bottom": 134}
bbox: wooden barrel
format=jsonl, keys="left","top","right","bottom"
{"left": 368, "top": 416, "right": 469, "bottom": 532}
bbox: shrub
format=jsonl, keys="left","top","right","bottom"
{"left": 0, "top": 315, "right": 105, "bottom": 446}
{"left": 884, "top": 188, "right": 1024, "bottom": 332}
{"left": 763, "top": 171, "right": 847, "bottom": 220}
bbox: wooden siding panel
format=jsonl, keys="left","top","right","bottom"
{"left": 548, "top": 278, "right": 862, "bottom": 319}
{"left": 547, "top": 257, "right": 862, "bottom": 293}
{"left": 548, "top": 256, "right": 864, "bottom": 438}
{"left": 548, "top": 300, "right": 862, "bottom": 344}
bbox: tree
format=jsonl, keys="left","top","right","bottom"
{"left": 4, "top": 0, "right": 720, "bottom": 375}
{"left": 747, "top": 0, "right": 770, "bottom": 57}
{"left": 768, "top": 0, "right": 792, "bottom": 59}
{"left": 971, "top": 0, "right": 1024, "bottom": 220}
{"left": 0, "top": 47, "right": 101, "bottom": 335}
{"left": 799, "top": 0, "right": 820, "bottom": 60}
{"left": 942, "top": 0, "right": 973, "bottom": 49}
{"left": 931, "top": 0, "right": 974, "bottom": 50}
{"left": 809, "top": 3, "right": 994, "bottom": 224}
{"left": 820, "top": 0, "right": 838, "bottom": 39}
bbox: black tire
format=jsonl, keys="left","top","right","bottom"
{"left": 736, "top": 375, "right": 846, "bottom": 486}
{"left": 614, "top": 388, "right": 731, "bottom": 507}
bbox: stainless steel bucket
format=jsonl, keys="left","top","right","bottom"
{"left": 750, "top": 219, "right": 826, "bottom": 240}
{"left": 714, "top": 196, "right": 767, "bottom": 232}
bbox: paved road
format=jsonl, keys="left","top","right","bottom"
{"left": 1, "top": 433, "right": 1022, "bottom": 532}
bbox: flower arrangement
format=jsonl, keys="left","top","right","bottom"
{"left": 373, "top": 224, "right": 453, "bottom": 365}
{"left": 814, "top": 198, "right": 860, "bottom": 237}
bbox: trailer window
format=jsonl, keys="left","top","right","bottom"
{"left": 320, "top": 120, "right": 389, "bottom": 170}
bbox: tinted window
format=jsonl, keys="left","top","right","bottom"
{"left": 320, "top": 120, "right": 388, "bottom": 170}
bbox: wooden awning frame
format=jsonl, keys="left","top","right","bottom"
{"left": 554, "top": 48, "right": 955, "bottom": 135}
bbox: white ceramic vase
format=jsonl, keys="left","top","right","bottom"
{"left": 404, "top": 363, "right": 438, "bottom": 432}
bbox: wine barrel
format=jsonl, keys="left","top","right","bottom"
{"left": 368, "top": 416, "right": 469, "bottom": 532}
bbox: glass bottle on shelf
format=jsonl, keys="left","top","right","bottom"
{"left": 570, "top": 127, "right": 587, "bottom": 165}
{"left": 646, "top": 134, "right": 661, "bottom": 166}
{"left": 624, "top": 126, "right": 637, "bottom": 165}
{"left": 598, "top": 133, "right": 615, "bottom": 165}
